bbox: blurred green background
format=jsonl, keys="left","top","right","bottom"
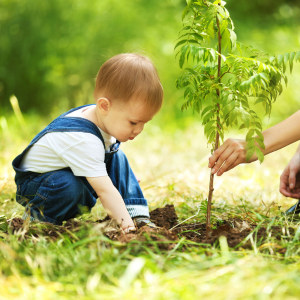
{"left": 0, "top": 0, "right": 300, "bottom": 129}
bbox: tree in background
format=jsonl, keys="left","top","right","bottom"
{"left": 0, "top": 0, "right": 182, "bottom": 114}
{"left": 175, "top": 0, "right": 300, "bottom": 236}
{"left": 1, "top": 0, "right": 299, "bottom": 120}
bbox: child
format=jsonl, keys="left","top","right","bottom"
{"left": 12, "top": 53, "right": 163, "bottom": 232}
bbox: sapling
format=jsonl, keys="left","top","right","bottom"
{"left": 175, "top": 0, "right": 300, "bottom": 237}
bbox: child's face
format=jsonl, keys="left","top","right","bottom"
{"left": 102, "top": 98, "right": 156, "bottom": 142}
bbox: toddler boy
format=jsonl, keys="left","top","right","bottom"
{"left": 12, "top": 53, "right": 163, "bottom": 232}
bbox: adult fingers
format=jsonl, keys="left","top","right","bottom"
{"left": 286, "top": 190, "right": 300, "bottom": 198}
{"left": 221, "top": 156, "right": 242, "bottom": 174}
{"left": 208, "top": 142, "right": 229, "bottom": 168}
{"left": 211, "top": 146, "right": 235, "bottom": 174}
{"left": 279, "top": 181, "right": 300, "bottom": 198}
{"left": 288, "top": 168, "right": 297, "bottom": 190}
{"left": 215, "top": 152, "right": 240, "bottom": 176}
{"left": 280, "top": 168, "right": 290, "bottom": 196}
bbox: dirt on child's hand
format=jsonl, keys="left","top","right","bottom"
{"left": 122, "top": 226, "right": 136, "bottom": 234}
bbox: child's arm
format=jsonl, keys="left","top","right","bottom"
{"left": 208, "top": 110, "right": 300, "bottom": 176}
{"left": 279, "top": 143, "right": 300, "bottom": 198}
{"left": 86, "top": 176, "right": 135, "bottom": 232}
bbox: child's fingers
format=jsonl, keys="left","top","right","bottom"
{"left": 122, "top": 226, "right": 136, "bottom": 233}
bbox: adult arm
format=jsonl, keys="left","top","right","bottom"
{"left": 86, "top": 176, "right": 135, "bottom": 232}
{"left": 208, "top": 110, "right": 300, "bottom": 176}
{"left": 279, "top": 143, "right": 300, "bottom": 198}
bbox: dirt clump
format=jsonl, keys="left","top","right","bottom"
{"left": 149, "top": 204, "right": 178, "bottom": 229}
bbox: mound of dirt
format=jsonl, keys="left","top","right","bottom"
{"left": 149, "top": 204, "right": 178, "bottom": 229}
{"left": 3, "top": 204, "right": 297, "bottom": 251}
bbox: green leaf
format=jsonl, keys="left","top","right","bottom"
{"left": 255, "top": 146, "right": 264, "bottom": 163}
{"left": 206, "top": 19, "right": 215, "bottom": 39}
{"left": 184, "top": 87, "right": 193, "bottom": 99}
{"left": 205, "top": 120, "right": 215, "bottom": 133}
{"left": 283, "top": 53, "right": 289, "bottom": 73}
{"left": 236, "top": 42, "right": 242, "bottom": 56}
{"left": 255, "top": 129, "right": 264, "bottom": 142}
{"left": 228, "top": 28, "right": 237, "bottom": 52}
{"left": 246, "top": 146, "right": 255, "bottom": 162}
{"left": 174, "top": 39, "right": 188, "bottom": 50}
{"left": 284, "top": 75, "right": 288, "bottom": 86}
{"left": 223, "top": 100, "right": 235, "bottom": 117}
{"left": 246, "top": 129, "right": 254, "bottom": 141}
{"left": 219, "top": 19, "right": 228, "bottom": 34}
{"left": 289, "top": 51, "right": 295, "bottom": 73}
{"left": 201, "top": 105, "right": 214, "bottom": 117}
{"left": 209, "top": 48, "right": 216, "bottom": 62}
{"left": 208, "top": 130, "right": 216, "bottom": 143}
{"left": 189, "top": 33, "right": 205, "bottom": 42}
{"left": 259, "top": 72, "right": 269, "bottom": 82}
{"left": 202, "top": 111, "right": 214, "bottom": 124}
{"left": 182, "top": 5, "right": 191, "bottom": 20}
{"left": 205, "top": 125, "right": 216, "bottom": 138}
{"left": 254, "top": 137, "right": 265, "bottom": 150}
{"left": 257, "top": 63, "right": 264, "bottom": 73}
{"left": 229, "top": 107, "right": 238, "bottom": 124}
{"left": 221, "top": 27, "right": 230, "bottom": 51}
{"left": 277, "top": 54, "right": 283, "bottom": 68}
{"left": 180, "top": 26, "right": 192, "bottom": 32}
{"left": 239, "top": 108, "right": 251, "bottom": 128}
{"left": 179, "top": 45, "right": 189, "bottom": 68}
{"left": 254, "top": 97, "right": 266, "bottom": 105}
{"left": 255, "top": 122, "right": 262, "bottom": 130}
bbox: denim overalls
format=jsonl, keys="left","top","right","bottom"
{"left": 12, "top": 105, "right": 150, "bottom": 224}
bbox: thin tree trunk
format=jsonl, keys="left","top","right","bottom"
{"left": 206, "top": 5, "right": 222, "bottom": 238}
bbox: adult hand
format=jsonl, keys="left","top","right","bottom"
{"left": 279, "top": 152, "right": 300, "bottom": 198}
{"left": 208, "top": 138, "right": 250, "bottom": 176}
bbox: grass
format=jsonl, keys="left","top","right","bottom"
{"left": 1, "top": 112, "right": 300, "bottom": 299}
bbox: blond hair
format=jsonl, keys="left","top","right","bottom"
{"left": 94, "top": 53, "right": 163, "bottom": 113}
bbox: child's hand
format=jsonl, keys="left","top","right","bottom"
{"left": 208, "top": 138, "right": 248, "bottom": 176}
{"left": 280, "top": 153, "right": 300, "bottom": 198}
{"left": 122, "top": 226, "right": 136, "bottom": 233}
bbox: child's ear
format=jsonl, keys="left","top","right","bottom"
{"left": 96, "top": 98, "right": 111, "bottom": 115}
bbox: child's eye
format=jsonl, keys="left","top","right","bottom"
{"left": 130, "top": 121, "right": 137, "bottom": 125}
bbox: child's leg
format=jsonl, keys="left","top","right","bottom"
{"left": 105, "top": 149, "right": 150, "bottom": 218}
{"left": 17, "top": 169, "right": 97, "bottom": 224}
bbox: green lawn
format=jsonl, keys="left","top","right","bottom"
{"left": 1, "top": 115, "right": 300, "bottom": 299}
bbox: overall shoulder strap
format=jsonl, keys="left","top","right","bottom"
{"left": 12, "top": 105, "right": 105, "bottom": 170}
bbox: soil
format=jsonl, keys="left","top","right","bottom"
{"left": 2, "top": 204, "right": 296, "bottom": 251}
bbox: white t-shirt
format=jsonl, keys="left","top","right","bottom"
{"left": 19, "top": 106, "right": 117, "bottom": 177}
